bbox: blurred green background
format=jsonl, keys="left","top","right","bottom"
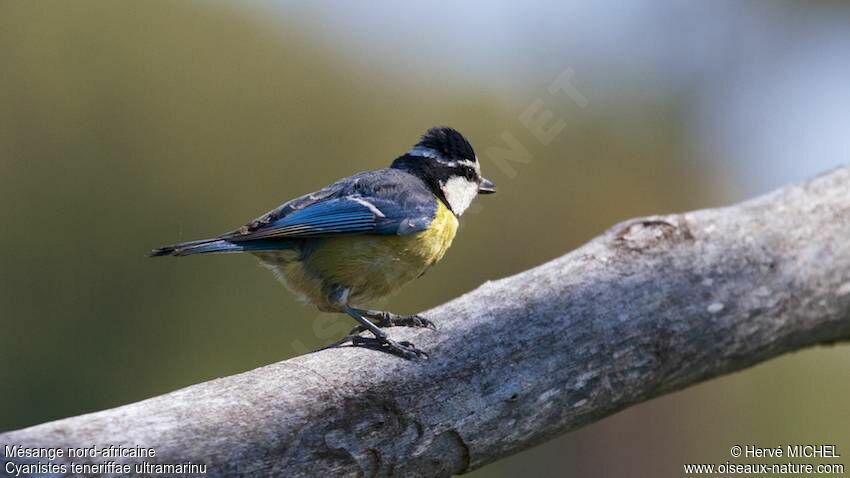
{"left": 1, "top": 1, "right": 848, "bottom": 476}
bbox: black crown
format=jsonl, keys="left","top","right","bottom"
{"left": 417, "top": 127, "right": 476, "bottom": 161}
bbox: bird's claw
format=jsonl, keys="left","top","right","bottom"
{"left": 395, "top": 314, "right": 437, "bottom": 330}
{"left": 347, "top": 314, "right": 436, "bottom": 335}
{"left": 319, "top": 335, "right": 428, "bottom": 360}
{"left": 352, "top": 336, "right": 429, "bottom": 360}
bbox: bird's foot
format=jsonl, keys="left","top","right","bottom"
{"left": 319, "top": 335, "right": 429, "bottom": 360}
{"left": 386, "top": 314, "right": 436, "bottom": 330}
{"left": 352, "top": 336, "right": 429, "bottom": 360}
{"left": 347, "top": 313, "right": 436, "bottom": 335}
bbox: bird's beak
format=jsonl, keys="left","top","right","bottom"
{"left": 478, "top": 178, "right": 496, "bottom": 194}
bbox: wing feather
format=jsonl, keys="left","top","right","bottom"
{"left": 223, "top": 168, "right": 438, "bottom": 242}
{"left": 228, "top": 197, "right": 427, "bottom": 241}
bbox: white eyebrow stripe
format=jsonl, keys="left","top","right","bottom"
{"left": 350, "top": 196, "right": 386, "bottom": 217}
{"left": 407, "top": 146, "right": 441, "bottom": 159}
{"left": 407, "top": 147, "right": 479, "bottom": 170}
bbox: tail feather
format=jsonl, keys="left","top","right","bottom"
{"left": 149, "top": 238, "right": 292, "bottom": 257}
{"left": 149, "top": 239, "right": 234, "bottom": 257}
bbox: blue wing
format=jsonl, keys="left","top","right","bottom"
{"left": 225, "top": 169, "right": 437, "bottom": 242}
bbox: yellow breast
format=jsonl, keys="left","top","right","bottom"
{"left": 256, "top": 201, "right": 459, "bottom": 309}
{"left": 406, "top": 200, "right": 459, "bottom": 266}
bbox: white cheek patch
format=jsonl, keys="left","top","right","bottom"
{"left": 441, "top": 176, "right": 479, "bottom": 216}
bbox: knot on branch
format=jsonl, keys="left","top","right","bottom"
{"left": 321, "top": 396, "right": 469, "bottom": 477}
{"left": 610, "top": 217, "right": 694, "bottom": 252}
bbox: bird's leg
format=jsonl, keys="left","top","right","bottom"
{"left": 346, "top": 309, "right": 436, "bottom": 335}
{"left": 318, "top": 305, "right": 428, "bottom": 360}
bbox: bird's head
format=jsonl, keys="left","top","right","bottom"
{"left": 391, "top": 127, "right": 496, "bottom": 216}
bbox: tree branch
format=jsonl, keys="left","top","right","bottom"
{"left": 3, "top": 167, "right": 850, "bottom": 477}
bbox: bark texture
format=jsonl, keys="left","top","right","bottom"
{"left": 3, "top": 167, "right": 850, "bottom": 477}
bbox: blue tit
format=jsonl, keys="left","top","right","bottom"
{"left": 150, "top": 127, "right": 495, "bottom": 359}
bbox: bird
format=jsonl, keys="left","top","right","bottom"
{"left": 150, "top": 127, "right": 495, "bottom": 359}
